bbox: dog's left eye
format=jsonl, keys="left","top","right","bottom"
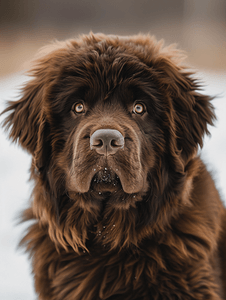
{"left": 72, "top": 103, "right": 85, "bottom": 114}
{"left": 133, "top": 103, "right": 145, "bottom": 114}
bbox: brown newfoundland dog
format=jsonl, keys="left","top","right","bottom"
{"left": 2, "top": 33, "right": 226, "bottom": 300}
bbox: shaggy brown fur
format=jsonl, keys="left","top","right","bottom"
{"left": 2, "top": 33, "right": 226, "bottom": 300}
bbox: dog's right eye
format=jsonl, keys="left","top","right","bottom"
{"left": 72, "top": 103, "right": 85, "bottom": 114}
{"left": 132, "top": 103, "right": 146, "bottom": 115}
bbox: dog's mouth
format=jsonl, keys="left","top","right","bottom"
{"left": 69, "top": 157, "right": 147, "bottom": 194}
{"left": 90, "top": 168, "right": 122, "bottom": 193}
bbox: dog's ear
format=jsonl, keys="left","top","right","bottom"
{"left": 1, "top": 41, "right": 74, "bottom": 171}
{"left": 154, "top": 55, "right": 215, "bottom": 162}
{"left": 2, "top": 68, "right": 51, "bottom": 172}
{"left": 172, "top": 78, "right": 215, "bottom": 161}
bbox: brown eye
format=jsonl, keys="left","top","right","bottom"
{"left": 133, "top": 103, "right": 145, "bottom": 114}
{"left": 73, "top": 103, "right": 85, "bottom": 114}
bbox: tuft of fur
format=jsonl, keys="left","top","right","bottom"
{"left": 2, "top": 33, "right": 226, "bottom": 300}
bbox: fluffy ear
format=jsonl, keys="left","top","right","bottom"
{"left": 173, "top": 81, "right": 215, "bottom": 161}
{"left": 154, "top": 55, "right": 215, "bottom": 162}
{"left": 2, "top": 72, "right": 51, "bottom": 172}
{"left": 1, "top": 41, "right": 74, "bottom": 171}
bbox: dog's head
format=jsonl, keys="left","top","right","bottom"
{"left": 2, "top": 33, "right": 215, "bottom": 251}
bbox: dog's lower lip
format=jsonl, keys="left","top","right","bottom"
{"left": 90, "top": 169, "right": 122, "bottom": 192}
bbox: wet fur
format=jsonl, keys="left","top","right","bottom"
{"left": 2, "top": 33, "right": 226, "bottom": 300}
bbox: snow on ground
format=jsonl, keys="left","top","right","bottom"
{"left": 0, "top": 71, "right": 226, "bottom": 300}
{"left": 0, "top": 74, "right": 35, "bottom": 300}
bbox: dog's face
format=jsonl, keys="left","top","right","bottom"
{"left": 2, "top": 33, "right": 214, "bottom": 251}
{"left": 61, "top": 64, "right": 158, "bottom": 196}
{"left": 39, "top": 39, "right": 164, "bottom": 200}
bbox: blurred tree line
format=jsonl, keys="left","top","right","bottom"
{"left": 0, "top": 0, "right": 225, "bottom": 74}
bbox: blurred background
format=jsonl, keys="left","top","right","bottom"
{"left": 0, "top": 1, "right": 226, "bottom": 299}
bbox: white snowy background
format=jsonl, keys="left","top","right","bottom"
{"left": 0, "top": 71, "right": 226, "bottom": 300}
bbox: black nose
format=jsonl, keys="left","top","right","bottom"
{"left": 90, "top": 129, "right": 124, "bottom": 155}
